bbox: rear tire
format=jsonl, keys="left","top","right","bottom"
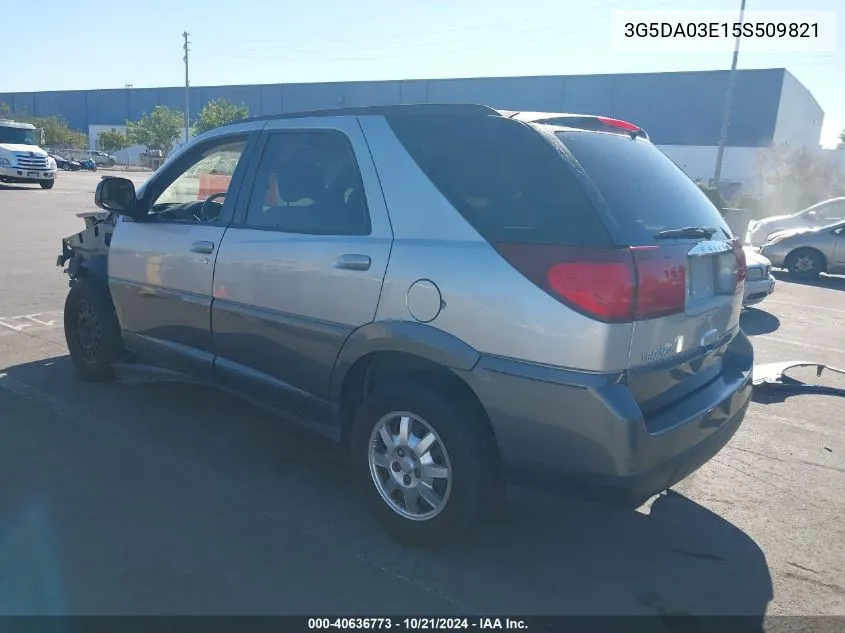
{"left": 349, "top": 381, "right": 497, "bottom": 548}
{"left": 787, "top": 248, "right": 824, "bottom": 278}
{"left": 64, "top": 278, "right": 123, "bottom": 382}
{"left": 40, "top": 180, "right": 55, "bottom": 189}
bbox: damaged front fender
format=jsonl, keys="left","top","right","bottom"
{"left": 56, "top": 211, "right": 115, "bottom": 280}
{"left": 752, "top": 361, "right": 845, "bottom": 397}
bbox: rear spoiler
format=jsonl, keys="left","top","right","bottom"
{"left": 502, "top": 110, "right": 649, "bottom": 141}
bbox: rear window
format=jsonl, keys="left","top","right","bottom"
{"left": 387, "top": 114, "right": 611, "bottom": 246}
{"left": 555, "top": 131, "right": 733, "bottom": 245}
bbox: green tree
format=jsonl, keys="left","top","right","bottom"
{"left": 98, "top": 128, "right": 131, "bottom": 157}
{"left": 192, "top": 98, "right": 249, "bottom": 136}
{"left": 126, "top": 105, "right": 183, "bottom": 154}
{"left": 838, "top": 128, "right": 845, "bottom": 149}
{"left": 757, "top": 143, "right": 845, "bottom": 215}
{"left": 39, "top": 116, "right": 89, "bottom": 149}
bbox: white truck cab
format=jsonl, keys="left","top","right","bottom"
{"left": 0, "top": 119, "right": 57, "bottom": 189}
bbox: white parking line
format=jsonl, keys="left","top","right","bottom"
{"left": 0, "top": 311, "right": 63, "bottom": 332}
{"left": 755, "top": 335, "right": 845, "bottom": 357}
{"left": 764, "top": 299, "right": 845, "bottom": 316}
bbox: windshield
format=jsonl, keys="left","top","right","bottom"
{"left": 555, "top": 130, "right": 733, "bottom": 245}
{"left": 0, "top": 125, "right": 38, "bottom": 145}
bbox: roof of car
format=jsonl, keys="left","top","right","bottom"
{"left": 239, "top": 103, "right": 502, "bottom": 124}
{"left": 0, "top": 119, "right": 37, "bottom": 130}
{"left": 235, "top": 103, "right": 648, "bottom": 139}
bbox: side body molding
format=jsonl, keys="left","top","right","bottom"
{"left": 329, "top": 320, "right": 481, "bottom": 403}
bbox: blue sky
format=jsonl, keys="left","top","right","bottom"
{"left": 4, "top": 0, "right": 843, "bottom": 146}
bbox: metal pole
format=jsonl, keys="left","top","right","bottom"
{"left": 713, "top": 0, "right": 747, "bottom": 187}
{"left": 183, "top": 31, "right": 190, "bottom": 145}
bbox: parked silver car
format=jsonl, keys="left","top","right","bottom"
{"left": 759, "top": 219, "right": 845, "bottom": 277}
{"left": 743, "top": 248, "right": 776, "bottom": 307}
{"left": 745, "top": 197, "right": 845, "bottom": 247}
{"left": 57, "top": 104, "right": 753, "bottom": 546}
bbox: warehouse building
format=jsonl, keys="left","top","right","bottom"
{"left": 0, "top": 68, "right": 824, "bottom": 190}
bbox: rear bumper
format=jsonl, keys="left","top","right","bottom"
{"left": 743, "top": 274, "right": 776, "bottom": 306}
{"left": 460, "top": 331, "right": 753, "bottom": 506}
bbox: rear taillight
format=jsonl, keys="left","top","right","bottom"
{"left": 495, "top": 243, "right": 688, "bottom": 323}
{"left": 547, "top": 260, "right": 634, "bottom": 321}
{"left": 630, "top": 245, "right": 687, "bottom": 319}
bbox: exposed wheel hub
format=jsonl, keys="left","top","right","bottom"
{"left": 75, "top": 299, "right": 102, "bottom": 362}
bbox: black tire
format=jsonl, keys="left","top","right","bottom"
{"left": 40, "top": 180, "right": 55, "bottom": 189}
{"left": 349, "top": 381, "right": 498, "bottom": 548}
{"left": 786, "top": 248, "right": 825, "bottom": 278}
{"left": 64, "top": 278, "right": 124, "bottom": 382}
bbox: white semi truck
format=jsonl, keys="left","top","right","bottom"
{"left": 0, "top": 119, "right": 57, "bottom": 189}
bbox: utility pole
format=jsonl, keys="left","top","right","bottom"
{"left": 713, "top": 0, "right": 747, "bottom": 187}
{"left": 182, "top": 31, "right": 190, "bottom": 145}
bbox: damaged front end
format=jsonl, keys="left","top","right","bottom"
{"left": 56, "top": 211, "right": 116, "bottom": 281}
{"left": 753, "top": 361, "right": 845, "bottom": 398}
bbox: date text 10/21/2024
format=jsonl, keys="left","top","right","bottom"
{"left": 307, "top": 618, "right": 528, "bottom": 630}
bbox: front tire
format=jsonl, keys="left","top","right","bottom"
{"left": 40, "top": 180, "right": 55, "bottom": 189}
{"left": 350, "top": 381, "right": 497, "bottom": 548}
{"left": 64, "top": 278, "right": 123, "bottom": 382}
{"left": 787, "top": 248, "right": 824, "bottom": 278}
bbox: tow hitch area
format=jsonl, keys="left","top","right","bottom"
{"left": 752, "top": 361, "right": 845, "bottom": 398}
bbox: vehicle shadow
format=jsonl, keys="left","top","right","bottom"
{"left": 740, "top": 308, "right": 780, "bottom": 336}
{"left": 0, "top": 356, "right": 773, "bottom": 623}
{"left": 0, "top": 184, "right": 36, "bottom": 191}
{"left": 772, "top": 269, "right": 845, "bottom": 291}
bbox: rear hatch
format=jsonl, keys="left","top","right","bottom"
{"left": 551, "top": 127, "right": 746, "bottom": 420}
{"left": 385, "top": 111, "right": 746, "bottom": 420}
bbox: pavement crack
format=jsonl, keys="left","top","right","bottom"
{"left": 782, "top": 572, "right": 845, "bottom": 596}
{"left": 727, "top": 446, "right": 845, "bottom": 475}
{"left": 786, "top": 561, "right": 820, "bottom": 575}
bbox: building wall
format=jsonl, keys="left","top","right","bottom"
{"left": 88, "top": 124, "right": 145, "bottom": 165}
{"left": 0, "top": 68, "right": 809, "bottom": 149}
{"left": 772, "top": 70, "right": 825, "bottom": 148}
{"left": 659, "top": 145, "right": 765, "bottom": 191}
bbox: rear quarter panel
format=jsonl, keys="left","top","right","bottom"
{"left": 358, "top": 116, "right": 633, "bottom": 372}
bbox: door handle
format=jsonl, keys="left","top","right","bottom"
{"left": 335, "top": 254, "right": 371, "bottom": 271}
{"left": 190, "top": 240, "right": 215, "bottom": 254}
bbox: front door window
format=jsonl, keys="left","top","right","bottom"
{"left": 151, "top": 139, "right": 247, "bottom": 223}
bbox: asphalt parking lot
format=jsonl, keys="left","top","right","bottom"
{"left": 1, "top": 171, "right": 843, "bottom": 618}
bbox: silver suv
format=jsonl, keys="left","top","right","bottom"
{"left": 57, "top": 104, "right": 753, "bottom": 546}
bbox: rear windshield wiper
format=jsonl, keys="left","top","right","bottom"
{"left": 654, "top": 226, "right": 716, "bottom": 240}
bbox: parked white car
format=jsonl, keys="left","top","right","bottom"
{"left": 743, "top": 247, "right": 775, "bottom": 308}
{"left": 745, "top": 197, "right": 845, "bottom": 247}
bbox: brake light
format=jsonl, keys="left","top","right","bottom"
{"left": 597, "top": 117, "right": 641, "bottom": 134}
{"left": 495, "top": 243, "right": 688, "bottom": 323}
{"left": 547, "top": 260, "right": 634, "bottom": 321}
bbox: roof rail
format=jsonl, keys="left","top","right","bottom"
{"left": 239, "top": 103, "right": 501, "bottom": 125}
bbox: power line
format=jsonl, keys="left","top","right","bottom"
{"left": 194, "top": 0, "right": 693, "bottom": 63}
{"left": 197, "top": 0, "right": 661, "bottom": 49}
{"left": 198, "top": 12, "right": 582, "bottom": 47}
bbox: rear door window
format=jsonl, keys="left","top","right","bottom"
{"left": 386, "top": 114, "right": 611, "bottom": 247}
{"left": 555, "top": 131, "right": 733, "bottom": 246}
